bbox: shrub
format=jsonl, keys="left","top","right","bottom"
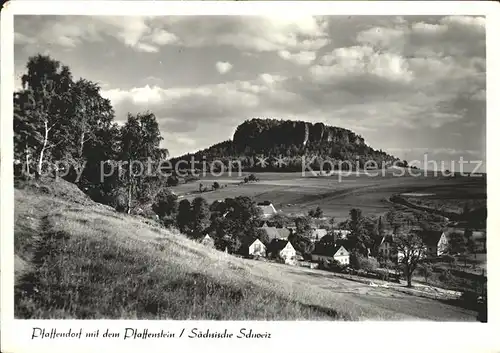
{"left": 439, "top": 269, "right": 453, "bottom": 283}
{"left": 152, "top": 189, "right": 178, "bottom": 219}
{"left": 248, "top": 174, "right": 257, "bottom": 182}
{"left": 417, "top": 263, "right": 432, "bottom": 283}
{"left": 358, "top": 257, "right": 379, "bottom": 271}
{"left": 111, "top": 189, "right": 128, "bottom": 213}
{"left": 167, "top": 175, "right": 179, "bottom": 187}
{"left": 212, "top": 182, "right": 220, "bottom": 190}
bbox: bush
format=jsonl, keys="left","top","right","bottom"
{"left": 439, "top": 269, "right": 453, "bottom": 283}
{"left": 212, "top": 182, "right": 220, "bottom": 190}
{"left": 167, "top": 175, "right": 179, "bottom": 187}
{"left": 248, "top": 174, "right": 257, "bottom": 182}
{"left": 358, "top": 257, "right": 379, "bottom": 271}
{"left": 152, "top": 189, "right": 178, "bottom": 218}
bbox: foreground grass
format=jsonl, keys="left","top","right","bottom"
{"left": 14, "top": 185, "right": 347, "bottom": 320}
{"left": 14, "top": 179, "right": 478, "bottom": 321}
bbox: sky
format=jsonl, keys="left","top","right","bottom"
{"left": 14, "top": 15, "right": 486, "bottom": 172}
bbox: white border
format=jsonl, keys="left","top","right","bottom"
{"left": 1, "top": 2, "right": 500, "bottom": 353}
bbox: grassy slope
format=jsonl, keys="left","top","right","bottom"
{"left": 14, "top": 179, "right": 478, "bottom": 321}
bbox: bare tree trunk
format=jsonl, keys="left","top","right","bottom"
{"left": 127, "top": 182, "right": 132, "bottom": 214}
{"left": 24, "top": 142, "right": 31, "bottom": 177}
{"left": 37, "top": 120, "right": 49, "bottom": 177}
{"left": 79, "top": 131, "right": 85, "bottom": 158}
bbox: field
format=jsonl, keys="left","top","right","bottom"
{"left": 172, "top": 171, "right": 486, "bottom": 221}
{"left": 14, "top": 179, "right": 480, "bottom": 321}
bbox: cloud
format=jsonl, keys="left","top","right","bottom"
{"left": 15, "top": 15, "right": 485, "bottom": 159}
{"left": 278, "top": 50, "right": 316, "bottom": 65}
{"left": 159, "top": 16, "right": 330, "bottom": 53}
{"left": 14, "top": 16, "right": 179, "bottom": 53}
{"left": 312, "top": 46, "right": 413, "bottom": 84}
{"left": 215, "top": 61, "right": 233, "bottom": 74}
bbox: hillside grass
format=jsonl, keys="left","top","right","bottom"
{"left": 14, "top": 182, "right": 348, "bottom": 320}
{"left": 14, "top": 178, "right": 480, "bottom": 321}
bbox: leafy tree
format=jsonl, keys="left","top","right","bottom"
{"left": 268, "top": 213, "right": 290, "bottom": 228}
{"left": 69, "top": 78, "right": 115, "bottom": 161}
{"left": 294, "top": 216, "right": 313, "bottom": 239}
{"left": 152, "top": 189, "right": 178, "bottom": 219}
{"left": 256, "top": 228, "right": 270, "bottom": 245}
{"left": 418, "top": 263, "right": 432, "bottom": 284}
{"left": 288, "top": 233, "right": 314, "bottom": 258}
{"left": 358, "top": 257, "right": 379, "bottom": 271}
{"left": 176, "top": 199, "right": 192, "bottom": 234}
{"left": 448, "top": 232, "right": 467, "bottom": 255}
{"left": 190, "top": 197, "right": 211, "bottom": 239}
{"left": 119, "top": 112, "right": 164, "bottom": 213}
{"left": 347, "top": 208, "right": 372, "bottom": 256}
{"left": 393, "top": 228, "right": 426, "bottom": 287}
{"left": 308, "top": 206, "right": 323, "bottom": 218}
{"left": 464, "top": 228, "right": 477, "bottom": 260}
{"left": 15, "top": 55, "right": 74, "bottom": 176}
{"left": 167, "top": 175, "right": 179, "bottom": 187}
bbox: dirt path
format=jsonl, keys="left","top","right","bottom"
{"left": 244, "top": 261, "right": 478, "bottom": 321}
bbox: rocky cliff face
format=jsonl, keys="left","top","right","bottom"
{"left": 171, "top": 118, "right": 397, "bottom": 171}
{"left": 232, "top": 118, "right": 365, "bottom": 149}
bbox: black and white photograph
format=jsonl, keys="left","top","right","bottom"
{"left": 9, "top": 10, "right": 490, "bottom": 322}
{"left": 2, "top": 2, "right": 499, "bottom": 351}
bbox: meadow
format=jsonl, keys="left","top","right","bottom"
{"left": 173, "top": 170, "right": 486, "bottom": 221}
{"left": 14, "top": 178, "right": 479, "bottom": 321}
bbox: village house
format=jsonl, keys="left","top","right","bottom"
{"left": 240, "top": 238, "right": 267, "bottom": 258}
{"left": 418, "top": 230, "right": 448, "bottom": 257}
{"left": 311, "top": 228, "right": 328, "bottom": 242}
{"left": 377, "top": 234, "right": 397, "bottom": 259}
{"left": 257, "top": 202, "right": 278, "bottom": 218}
{"left": 311, "top": 244, "right": 350, "bottom": 265}
{"left": 378, "top": 230, "right": 450, "bottom": 261}
{"left": 267, "top": 239, "right": 297, "bottom": 265}
{"left": 331, "top": 229, "right": 351, "bottom": 242}
{"left": 201, "top": 234, "right": 215, "bottom": 248}
{"left": 259, "top": 223, "right": 291, "bottom": 241}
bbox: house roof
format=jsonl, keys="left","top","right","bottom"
{"left": 311, "top": 229, "right": 328, "bottom": 240}
{"left": 378, "top": 233, "right": 394, "bottom": 247}
{"left": 259, "top": 226, "right": 290, "bottom": 242}
{"left": 258, "top": 204, "right": 277, "bottom": 216}
{"left": 267, "top": 239, "right": 293, "bottom": 254}
{"left": 417, "top": 230, "right": 444, "bottom": 247}
{"left": 312, "top": 244, "right": 348, "bottom": 257}
{"left": 249, "top": 238, "right": 265, "bottom": 248}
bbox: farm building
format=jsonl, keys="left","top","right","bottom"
{"left": 201, "top": 234, "right": 215, "bottom": 248}
{"left": 311, "top": 228, "right": 328, "bottom": 242}
{"left": 240, "top": 238, "right": 267, "bottom": 258}
{"left": 377, "top": 234, "right": 397, "bottom": 258}
{"left": 311, "top": 245, "right": 350, "bottom": 265}
{"left": 257, "top": 203, "right": 278, "bottom": 218}
{"left": 332, "top": 229, "right": 351, "bottom": 242}
{"left": 259, "top": 223, "right": 291, "bottom": 241}
{"left": 267, "top": 239, "right": 297, "bottom": 265}
{"left": 418, "top": 230, "right": 448, "bottom": 257}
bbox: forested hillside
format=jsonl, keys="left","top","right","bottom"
{"left": 171, "top": 118, "right": 398, "bottom": 171}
